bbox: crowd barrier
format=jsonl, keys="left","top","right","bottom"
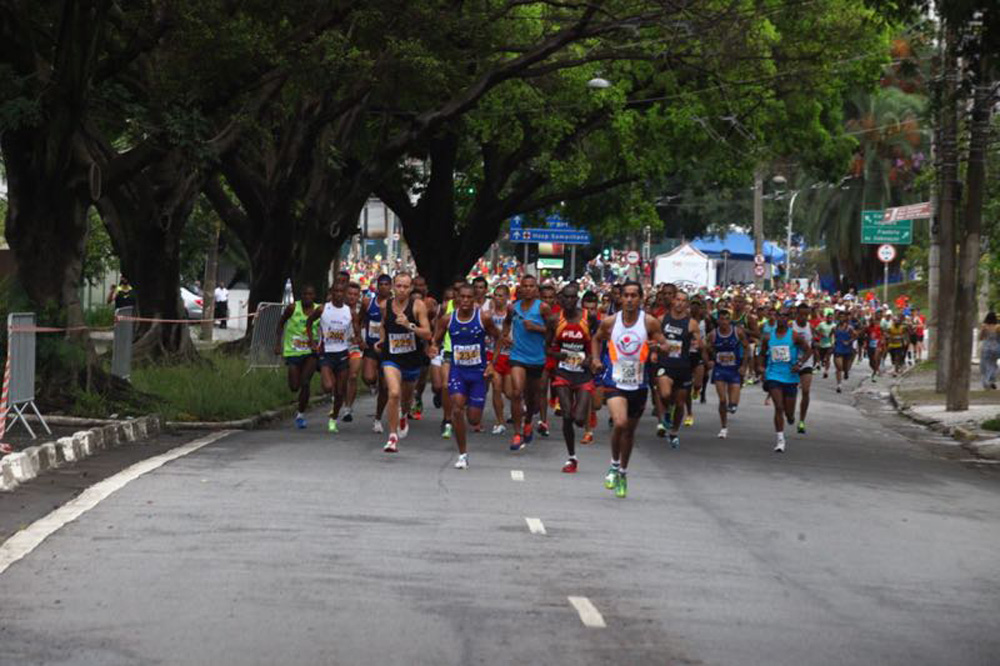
{"left": 0, "top": 313, "right": 53, "bottom": 441}
{"left": 112, "top": 306, "right": 135, "bottom": 380}
{"left": 246, "top": 303, "right": 284, "bottom": 372}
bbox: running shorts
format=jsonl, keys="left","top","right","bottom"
{"left": 604, "top": 387, "right": 648, "bottom": 419}
{"left": 551, "top": 370, "right": 595, "bottom": 393}
{"left": 448, "top": 366, "right": 487, "bottom": 409}
{"left": 382, "top": 360, "right": 421, "bottom": 383}
{"left": 319, "top": 350, "right": 350, "bottom": 371}
{"left": 763, "top": 380, "right": 798, "bottom": 397}
{"left": 712, "top": 367, "right": 742, "bottom": 385}
{"left": 509, "top": 360, "right": 544, "bottom": 379}
{"left": 284, "top": 354, "right": 315, "bottom": 368}
{"left": 656, "top": 364, "right": 693, "bottom": 389}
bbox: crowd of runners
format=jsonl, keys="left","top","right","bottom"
{"left": 273, "top": 269, "right": 928, "bottom": 498}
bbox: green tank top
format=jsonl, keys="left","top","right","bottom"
{"left": 283, "top": 301, "right": 315, "bottom": 357}
{"left": 443, "top": 300, "right": 456, "bottom": 353}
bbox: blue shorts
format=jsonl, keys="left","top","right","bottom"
{"left": 382, "top": 361, "right": 421, "bottom": 383}
{"left": 448, "top": 366, "right": 488, "bottom": 409}
{"left": 763, "top": 380, "right": 798, "bottom": 397}
{"left": 319, "top": 350, "right": 349, "bottom": 371}
{"left": 712, "top": 367, "right": 742, "bottom": 385}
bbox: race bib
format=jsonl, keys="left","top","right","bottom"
{"left": 869, "top": 338, "right": 879, "bottom": 348}
{"left": 325, "top": 328, "right": 347, "bottom": 343}
{"left": 292, "top": 335, "right": 311, "bottom": 352}
{"left": 770, "top": 345, "right": 791, "bottom": 363}
{"left": 717, "top": 351, "right": 736, "bottom": 366}
{"left": 612, "top": 359, "right": 642, "bottom": 385}
{"left": 453, "top": 344, "right": 482, "bottom": 366}
{"left": 664, "top": 339, "right": 683, "bottom": 359}
{"left": 367, "top": 321, "right": 382, "bottom": 339}
{"left": 559, "top": 350, "right": 585, "bottom": 372}
{"left": 388, "top": 332, "right": 416, "bottom": 354}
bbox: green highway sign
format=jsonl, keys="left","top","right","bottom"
{"left": 861, "top": 209, "right": 912, "bottom": 244}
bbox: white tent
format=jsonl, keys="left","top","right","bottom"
{"left": 654, "top": 243, "right": 716, "bottom": 289}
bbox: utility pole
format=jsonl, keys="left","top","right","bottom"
{"left": 201, "top": 219, "right": 221, "bottom": 341}
{"left": 753, "top": 169, "right": 764, "bottom": 287}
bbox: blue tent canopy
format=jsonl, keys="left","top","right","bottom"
{"left": 691, "top": 232, "right": 786, "bottom": 264}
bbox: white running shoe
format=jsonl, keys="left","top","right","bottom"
{"left": 372, "top": 419, "right": 384, "bottom": 434}
{"left": 384, "top": 435, "right": 398, "bottom": 453}
{"left": 399, "top": 417, "right": 409, "bottom": 439}
{"left": 454, "top": 454, "right": 469, "bottom": 470}
{"left": 491, "top": 424, "right": 506, "bottom": 435}
{"left": 718, "top": 427, "right": 728, "bottom": 439}
{"left": 774, "top": 435, "right": 786, "bottom": 453}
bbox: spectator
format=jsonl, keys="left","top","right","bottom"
{"left": 979, "top": 311, "right": 999, "bottom": 390}
{"left": 215, "top": 283, "right": 230, "bottom": 329}
{"left": 107, "top": 276, "right": 136, "bottom": 309}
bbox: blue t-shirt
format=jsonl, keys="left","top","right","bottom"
{"left": 765, "top": 328, "right": 800, "bottom": 384}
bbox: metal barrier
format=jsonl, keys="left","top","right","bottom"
{"left": 112, "top": 306, "right": 135, "bottom": 380}
{"left": 246, "top": 302, "right": 284, "bottom": 371}
{"left": 2, "top": 313, "right": 51, "bottom": 440}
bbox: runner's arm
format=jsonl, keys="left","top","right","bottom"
{"left": 305, "top": 308, "right": 322, "bottom": 351}
{"left": 590, "top": 316, "right": 612, "bottom": 374}
{"left": 273, "top": 304, "right": 295, "bottom": 355}
{"left": 756, "top": 335, "right": 769, "bottom": 376}
{"left": 647, "top": 314, "right": 668, "bottom": 353}
{"left": 413, "top": 300, "right": 433, "bottom": 341}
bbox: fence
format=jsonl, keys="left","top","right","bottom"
{"left": 112, "top": 306, "right": 135, "bottom": 380}
{"left": 0, "top": 313, "right": 52, "bottom": 440}
{"left": 246, "top": 302, "right": 284, "bottom": 371}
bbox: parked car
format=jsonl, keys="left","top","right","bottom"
{"left": 181, "top": 286, "right": 203, "bottom": 320}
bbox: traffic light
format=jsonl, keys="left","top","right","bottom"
{"left": 602, "top": 248, "right": 611, "bottom": 259}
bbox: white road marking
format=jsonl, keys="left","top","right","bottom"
{"left": 0, "top": 430, "right": 233, "bottom": 576}
{"left": 525, "top": 517, "right": 546, "bottom": 535}
{"left": 568, "top": 596, "right": 606, "bottom": 628}
{"left": 960, "top": 458, "right": 1000, "bottom": 464}
{"left": 510, "top": 470, "right": 525, "bottom": 481}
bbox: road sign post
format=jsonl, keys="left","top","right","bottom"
{"left": 877, "top": 243, "right": 896, "bottom": 306}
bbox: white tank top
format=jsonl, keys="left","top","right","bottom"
{"left": 320, "top": 302, "right": 353, "bottom": 353}
{"left": 791, "top": 321, "right": 813, "bottom": 369}
{"left": 609, "top": 310, "right": 649, "bottom": 391}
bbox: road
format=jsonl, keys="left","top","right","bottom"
{"left": 1, "top": 377, "right": 998, "bottom": 665}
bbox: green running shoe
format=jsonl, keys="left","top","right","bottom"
{"left": 442, "top": 423, "right": 453, "bottom": 439}
{"left": 328, "top": 418, "right": 338, "bottom": 433}
{"left": 797, "top": 421, "right": 806, "bottom": 434}
{"left": 615, "top": 473, "right": 628, "bottom": 499}
{"left": 604, "top": 467, "right": 618, "bottom": 490}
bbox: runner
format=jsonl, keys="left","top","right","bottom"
{"left": 757, "top": 306, "right": 812, "bottom": 452}
{"left": 502, "top": 274, "right": 551, "bottom": 451}
{"left": 430, "top": 283, "right": 503, "bottom": 469}
{"left": 886, "top": 313, "right": 910, "bottom": 376}
{"left": 376, "top": 272, "right": 433, "bottom": 453}
{"left": 274, "top": 285, "right": 320, "bottom": 429}
{"left": 702, "top": 308, "right": 750, "bottom": 439}
{"left": 865, "top": 311, "right": 885, "bottom": 382}
{"left": 360, "top": 274, "right": 392, "bottom": 433}
{"left": 832, "top": 310, "right": 856, "bottom": 393}
{"left": 590, "top": 281, "right": 667, "bottom": 498}
{"left": 815, "top": 309, "right": 836, "bottom": 379}
{"left": 685, "top": 298, "right": 709, "bottom": 425}
{"left": 411, "top": 276, "right": 439, "bottom": 422}
{"left": 547, "top": 284, "right": 595, "bottom": 473}
{"left": 538, "top": 283, "right": 559, "bottom": 436}
{"left": 343, "top": 282, "right": 364, "bottom": 422}
{"left": 790, "top": 302, "right": 817, "bottom": 434}
{"left": 484, "top": 284, "right": 513, "bottom": 435}
{"left": 580, "top": 290, "right": 602, "bottom": 444}
{"left": 656, "top": 291, "right": 701, "bottom": 449}
{"left": 306, "top": 282, "right": 361, "bottom": 433}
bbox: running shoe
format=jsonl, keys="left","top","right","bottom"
{"left": 797, "top": 421, "right": 806, "bottom": 434}
{"left": 399, "top": 416, "right": 410, "bottom": 439}
{"left": 836, "top": 385, "right": 842, "bottom": 393}
{"left": 844, "top": 371, "right": 850, "bottom": 380}
{"left": 727, "top": 404, "right": 738, "bottom": 415}
{"left": 537, "top": 421, "right": 550, "bottom": 437}
{"left": 328, "top": 418, "right": 338, "bottom": 433}
{"left": 683, "top": 415, "right": 695, "bottom": 427}
{"left": 295, "top": 415, "right": 307, "bottom": 429}
{"left": 562, "top": 458, "right": 578, "bottom": 473}
{"left": 384, "top": 434, "right": 399, "bottom": 453}
{"left": 411, "top": 407, "right": 423, "bottom": 421}
{"left": 454, "top": 453, "right": 469, "bottom": 470}
{"left": 823, "top": 371, "right": 829, "bottom": 379}
{"left": 581, "top": 430, "right": 594, "bottom": 445}
{"left": 491, "top": 424, "right": 506, "bottom": 435}
{"left": 656, "top": 422, "right": 667, "bottom": 438}
{"left": 510, "top": 434, "right": 525, "bottom": 451}
{"left": 871, "top": 373, "right": 877, "bottom": 383}
{"left": 442, "top": 422, "right": 453, "bottom": 439}
{"left": 372, "top": 419, "right": 384, "bottom": 434}
{"left": 774, "top": 437, "right": 786, "bottom": 453}
{"left": 589, "top": 412, "right": 597, "bottom": 429}
{"left": 341, "top": 407, "right": 353, "bottom": 423}
{"left": 472, "top": 423, "right": 484, "bottom": 433}
{"left": 433, "top": 391, "right": 442, "bottom": 409}
{"left": 553, "top": 399, "right": 562, "bottom": 417}
{"left": 692, "top": 387, "right": 700, "bottom": 401}
{"left": 669, "top": 434, "right": 680, "bottom": 449}
{"left": 523, "top": 423, "right": 534, "bottom": 444}
{"left": 615, "top": 473, "right": 628, "bottom": 498}
{"left": 604, "top": 467, "right": 618, "bottom": 489}
{"left": 700, "top": 390, "right": 707, "bottom": 404}
{"left": 718, "top": 427, "right": 728, "bottom": 439}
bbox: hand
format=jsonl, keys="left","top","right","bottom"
{"left": 374, "top": 341, "right": 383, "bottom": 353}
{"left": 590, "top": 358, "right": 604, "bottom": 375}
{"left": 484, "top": 364, "right": 494, "bottom": 379}
{"left": 273, "top": 343, "right": 282, "bottom": 356}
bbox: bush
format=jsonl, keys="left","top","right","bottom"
{"left": 984, "top": 416, "right": 1000, "bottom": 432}
{"left": 84, "top": 305, "right": 116, "bottom": 329}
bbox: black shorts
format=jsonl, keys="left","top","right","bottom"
{"left": 656, "top": 364, "right": 693, "bottom": 390}
{"left": 689, "top": 353, "right": 704, "bottom": 369}
{"left": 363, "top": 346, "right": 380, "bottom": 361}
{"left": 284, "top": 354, "right": 316, "bottom": 368}
{"left": 908, "top": 334, "right": 918, "bottom": 344}
{"left": 604, "top": 387, "right": 648, "bottom": 419}
{"left": 509, "top": 360, "right": 545, "bottom": 379}
{"left": 798, "top": 366, "right": 814, "bottom": 375}
{"left": 763, "top": 380, "right": 798, "bottom": 397}
{"left": 319, "top": 350, "right": 350, "bottom": 372}
{"left": 889, "top": 347, "right": 906, "bottom": 364}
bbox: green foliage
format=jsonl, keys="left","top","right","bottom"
{"left": 84, "top": 305, "right": 116, "bottom": 329}
{"left": 984, "top": 416, "right": 1000, "bottom": 432}
{"left": 82, "top": 207, "right": 118, "bottom": 286}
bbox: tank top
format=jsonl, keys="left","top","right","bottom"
{"left": 443, "top": 300, "right": 456, "bottom": 353}
{"left": 319, "top": 302, "right": 352, "bottom": 353}
{"left": 554, "top": 313, "right": 592, "bottom": 376}
{"left": 765, "top": 327, "right": 799, "bottom": 384}
{"left": 816, "top": 321, "right": 835, "bottom": 348}
{"left": 660, "top": 314, "right": 691, "bottom": 369}
{"left": 510, "top": 299, "right": 546, "bottom": 366}
{"left": 606, "top": 310, "right": 649, "bottom": 391}
{"left": 712, "top": 327, "right": 742, "bottom": 368}
{"left": 365, "top": 296, "right": 383, "bottom": 345}
{"left": 887, "top": 324, "right": 907, "bottom": 349}
{"left": 383, "top": 298, "right": 422, "bottom": 368}
{"left": 791, "top": 321, "right": 814, "bottom": 369}
{"left": 834, "top": 325, "right": 853, "bottom": 354}
{"left": 282, "top": 301, "right": 316, "bottom": 358}
{"left": 448, "top": 308, "right": 487, "bottom": 371}
{"left": 485, "top": 303, "right": 510, "bottom": 353}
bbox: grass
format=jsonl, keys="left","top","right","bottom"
{"left": 984, "top": 417, "right": 1000, "bottom": 431}
{"left": 131, "top": 353, "right": 316, "bottom": 422}
{"left": 860, "top": 279, "right": 928, "bottom": 312}
{"left": 84, "top": 305, "right": 116, "bottom": 329}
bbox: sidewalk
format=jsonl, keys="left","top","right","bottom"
{"left": 890, "top": 363, "right": 1000, "bottom": 460}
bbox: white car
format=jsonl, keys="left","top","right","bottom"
{"left": 181, "top": 287, "right": 203, "bottom": 319}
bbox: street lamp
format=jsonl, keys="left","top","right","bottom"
{"left": 771, "top": 175, "right": 798, "bottom": 283}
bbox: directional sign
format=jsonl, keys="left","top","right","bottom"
{"left": 861, "top": 209, "right": 912, "bottom": 245}
{"left": 883, "top": 202, "right": 931, "bottom": 222}
{"left": 877, "top": 244, "right": 896, "bottom": 263}
{"left": 509, "top": 228, "right": 592, "bottom": 245}
{"left": 509, "top": 215, "right": 524, "bottom": 229}
{"left": 545, "top": 214, "right": 571, "bottom": 229}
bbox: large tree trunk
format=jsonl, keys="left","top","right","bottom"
{"left": 946, "top": 54, "right": 992, "bottom": 411}
{"left": 934, "top": 26, "right": 960, "bottom": 393}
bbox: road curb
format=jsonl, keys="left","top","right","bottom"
{"left": 164, "top": 395, "right": 328, "bottom": 431}
{"left": 888, "top": 382, "right": 1000, "bottom": 461}
{"left": 0, "top": 415, "right": 164, "bottom": 493}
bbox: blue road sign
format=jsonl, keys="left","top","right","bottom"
{"left": 509, "top": 228, "right": 592, "bottom": 245}
{"left": 545, "top": 214, "right": 570, "bottom": 229}
{"left": 509, "top": 215, "right": 524, "bottom": 229}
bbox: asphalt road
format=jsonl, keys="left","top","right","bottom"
{"left": 1, "top": 375, "right": 998, "bottom": 666}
